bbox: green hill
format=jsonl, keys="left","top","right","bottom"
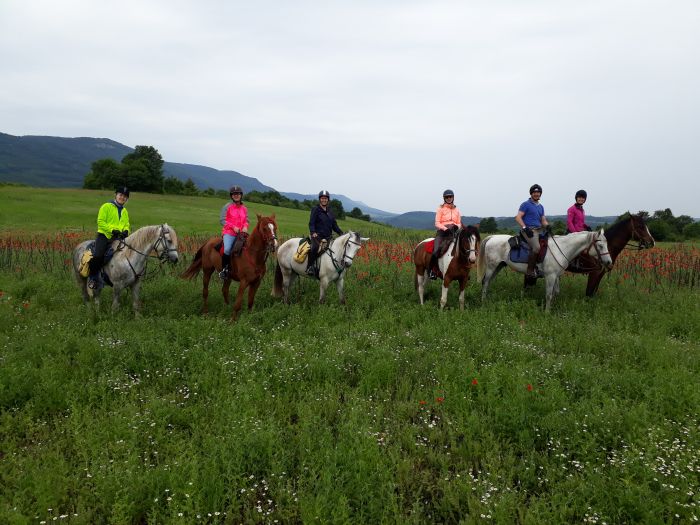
{"left": 0, "top": 185, "right": 394, "bottom": 238}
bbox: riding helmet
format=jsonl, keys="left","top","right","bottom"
{"left": 115, "top": 186, "right": 130, "bottom": 197}
{"left": 575, "top": 189, "right": 587, "bottom": 199}
{"left": 529, "top": 184, "right": 543, "bottom": 194}
{"left": 229, "top": 185, "right": 244, "bottom": 196}
{"left": 443, "top": 189, "right": 455, "bottom": 198}
{"left": 318, "top": 190, "right": 330, "bottom": 199}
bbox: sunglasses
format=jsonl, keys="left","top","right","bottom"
{"left": 231, "top": 192, "right": 242, "bottom": 196}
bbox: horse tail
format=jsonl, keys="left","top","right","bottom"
{"left": 271, "top": 261, "right": 284, "bottom": 298}
{"left": 180, "top": 246, "right": 204, "bottom": 279}
{"left": 476, "top": 236, "right": 489, "bottom": 283}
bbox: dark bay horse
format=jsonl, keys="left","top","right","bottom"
{"left": 181, "top": 214, "right": 278, "bottom": 320}
{"left": 567, "top": 214, "right": 655, "bottom": 296}
{"left": 413, "top": 225, "right": 480, "bottom": 309}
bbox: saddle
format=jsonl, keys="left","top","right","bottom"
{"left": 508, "top": 232, "right": 548, "bottom": 264}
{"left": 216, "top": 232, "right": 248, "bottom": 257}
{"left": 79, "top": 241, "right": 116, "bottom": 277}
{"left": 293, "top": 239, "right": 312, "bottom": 263}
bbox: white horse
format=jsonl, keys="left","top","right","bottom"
{"left": 272, "top": 231, "right": 369, "bottom": 304}
{"left": 477, "top": 230, "right": 613, "bottom": 311}
{"left": 72, "top": 224, "right": 179, "bottom": 313}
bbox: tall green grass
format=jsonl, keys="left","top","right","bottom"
{"left": 1, "top": 188, "right": 699, "bottom": 524}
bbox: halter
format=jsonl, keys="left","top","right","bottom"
{"left": 242, "top": 221, "right": 278, "bottom": 267}
{"left": 116, "top": 225, "right": 177, "bottom": 280}
{"left": 326, "top": 234, "right": 360, "bottom": 274}
{"left": 548, "top": 232, "right": 610, "bottom": 272}
{"left": 456, "top": 229, "right": 478, "bottom": 260}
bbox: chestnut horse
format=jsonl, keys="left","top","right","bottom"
{"left": 567, "top": 214, "right": 655, "bottom": 296}
{"left": 413, "top": 225, "right": 480, "bottom": 310}
{"left": 181, "top": 214, "right": 278, "bottom": 320}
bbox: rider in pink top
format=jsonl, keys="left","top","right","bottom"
{"left": 219, "top": 185, "right": 249, "bottom": 279}
{"left": 567, "top": 190, "right": 590, "bottom": 233}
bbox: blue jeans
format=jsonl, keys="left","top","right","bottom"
{"left": 223, "top": 234, "right": 237, "bottom": 255}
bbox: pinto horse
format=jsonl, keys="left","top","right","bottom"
{"left": 181, "top": 214, "right": 278, "bottom": 320}
{"left": 413, "top": 225, "right": 480, "bottom": 310}
{"left": 567, "top": 214, "right": 655, "bottom": 296}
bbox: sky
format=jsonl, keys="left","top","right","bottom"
{"left": 1, "top": 0, "right": 698, "bottom": 217}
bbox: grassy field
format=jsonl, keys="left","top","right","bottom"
{"left": 1, "top": 187, "right": 699, "bottom": 524}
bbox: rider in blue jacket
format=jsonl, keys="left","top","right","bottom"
{"left": 307, "top": 190, "right": 343, "bottom": 275}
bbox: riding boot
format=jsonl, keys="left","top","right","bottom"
{"left": 428, "top": 253, "right": 438, "bottom": 279}
{"left": 525, "top": 251, "right": 538, "bottom": 278}
{"left": 306, "top": 254, "right": 316, "bottom": 276}
{"left": 219, "top": 253, "right": 231, "bottom": 280}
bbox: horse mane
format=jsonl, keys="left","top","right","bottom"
{"left": 604, "top": 215, "right": 634, "bottom": 239}
{"left": 126, "top": 225, "right": 162, "bottom": 251}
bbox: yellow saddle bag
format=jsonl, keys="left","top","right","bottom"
{"left": 79, "top": 250, "right": 93, "bottom": 277}
{"left": 293, "top": 240, "right": 311, "bottom": 263}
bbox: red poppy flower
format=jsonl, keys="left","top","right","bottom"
{"left": 471, "top": 378, "right": 478, "bottom": 386}
{"left": 526, "top": 384, "right": 533, "bottom": 391}
{"left": 436, "top": 397, "right": 445, "bottom": 403}
{"left": 419, "top": 400, "right": 427, "bottom": 405}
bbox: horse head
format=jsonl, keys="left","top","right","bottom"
{"left": 630, "top": 215, "right": 655, "bottom": 249}
{"left": 588, "top": 230, "right": 613, "bottom": 269}
{"left": 255, "top": 214, "right": 279, "bottom": 253}
{"left": 459, "top": 225, "right": 480, "bottom": 264}
{"left": 336, "top": 231, "right": 369, "bottom": 269}
{"left": 155, "top": 223, "right": 179, "bottom": 264}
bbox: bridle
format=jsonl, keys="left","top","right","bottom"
{"left": 626, "top": 218, "right": 654, "bottom": 250}
{"left": 456, "top": 229, "right": 478, "bottom": 261}
{"left": 548, "top": 232, "right": 609, "bottom": 272}
{"left": 242, "top": 221, "right": 278, "bottom": 266}
{"left": 115, "top": 225, "right": 178, "bottom": 280}
{"left": 327, "top": 234, "right": 361, "bottom": 273}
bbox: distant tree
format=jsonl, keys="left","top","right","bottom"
{"left": 648, "top": 220, "right": 673, "bottom": 241}
{"left": 329, "top": 198, "right": 345, "bottom": 220}
{"left": 479, "top": 217, "right": 498, "bottom": 233}
{"left": 120, "top": 158, "right": 154, "bottom": 192}
{"left": 182, "top": 178, "right": 199, "bottom": 196}
{"left": 163, "top": 176, "right": 185, "bottom": 194}
{"left": 122, "top": 145, "right": 164, "bottom": 192}
{"left": 551, "top": 220, "right": 566, "bottom": 235}
{"left": 203, "top": 187, "right": 216, "bottom": 197}
{"left": 683, "top": 221, "right": 700, "bottom": 239}
{"left": 348, "top": 207, "right": 370, "bottom": 221}
{"left": 83, "top": 158, "right": 121, "bottom": 189}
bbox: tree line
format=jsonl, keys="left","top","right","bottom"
{"left": 82, "top": 146, "right": 371, "bottom": 222}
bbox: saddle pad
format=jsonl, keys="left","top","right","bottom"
{"left": 294, "top": 240, "right": 311, "bottom": 263}
{"left": 509, "top": 236, "right": 548, "bottom": 264}
{"left": 423, "top": 239, "right": 435, "bottom": 254}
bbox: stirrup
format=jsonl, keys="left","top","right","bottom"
{"left": 87, "top": 278, "right": 99, "bottom": 290}
{"left": 218, "top": 268, "right": 229, "bottom": 280}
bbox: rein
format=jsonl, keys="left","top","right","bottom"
{"left": 115, "top": 225, "right": 176, "bottom": 280}
{"left": 548, "top": 233, "right": 609, "bottom": 272}
{"left": 326, "top": 234, "right": 360, "bottom": 274}
{"left": 242, "top": 224, "right": 277, "bottom": 270}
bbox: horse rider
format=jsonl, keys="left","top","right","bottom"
{"left": 87, "top": 186, "right": 131, "bottom": 290}
{"left": 515, "top": 183, "right": 550, "bottom": 279}
{"left": 429, "top": 189, "right": 462, "bottom": 279}
{"left": 219, "top": 185, "right": 249, "bottom": 279}
{"left": 307, "top": 190, "right": 343, "bottom": 275}
{"left": 567, "top": 189, "right": 591, "bottom": 233}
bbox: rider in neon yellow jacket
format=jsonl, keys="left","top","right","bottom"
{"left": 88, "top": 187, "right": 131, "bottom": 289}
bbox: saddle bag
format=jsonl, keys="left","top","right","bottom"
{"left": 294, "top": 240, "right": 311, "bottom": 263}
{"left": 79, "top": 250, "right": 93, "bottom": 277}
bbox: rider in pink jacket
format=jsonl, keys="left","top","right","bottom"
{"left": 429, "top": 189, "right": 462, "bottom": 278}
{"left": 219, "top": 185, "right": 249, "bottom": 279}
{"left": 567, "top": 190, "right": 590, "bottom": 233}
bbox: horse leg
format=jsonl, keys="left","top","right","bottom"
{"left": 336, "top": 274, "right": 346, "bottom": 305}
{"left": 232, "top": 281, "right": 247, "bottom": 321}
{"left": 458, "top": 277, "right": 467, "bottom": 311}
{"left": 247, "top": 279, "right": 261, "bottom": 311}
{"left": 586, "top": 270, "right": 604, "bottom": 297}
{"left": 544, "top": 275, "right": 559, "bottom": 312}
{"left": 131, "top": 280, "right": 143, "bottom": 317}
{"left": 319, "top": 276, "right": 331, "bottom": 304}
{"left": 111, "top": 286, "right": 122, "bottom": 313}
{"left": 202, "top": 268, "right": 213, "bottom": 314}
{"left": 416, "top": 272, "right": 426, "bottom": 305}
{"left": 223, "top": 278, "right": 232, "bottom": 305}
{"left": 440, "top": 277, "right": 452, "bottom": 310}
{"left": 283, "top": 269, "right": 297, "bottom": 305}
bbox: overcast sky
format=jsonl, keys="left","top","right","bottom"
{"left": 1, "top": 0, "right": 698, "bottom": 217}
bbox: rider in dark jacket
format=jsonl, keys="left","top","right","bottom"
{"left": 307, "top": 190, "right": 343, "bottom": 275}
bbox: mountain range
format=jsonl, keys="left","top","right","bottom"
{"left": 1, "top": 132, "right": 621, "bottom": 229}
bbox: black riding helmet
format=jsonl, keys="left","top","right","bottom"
{"left": 575, "top": 189, "right": 587, "bottom": 199}
{"left": 115, "top": 186, "right": 130, "bottom": 197}
{"left": 443, "top": 189, "right": 455, "bottom": 198}
{"left": 529, "top": 184, "right": 543, "bottom": 194}
{"left": 318, "top": 190, "right": 330, "bottom": 199}
{"left": 229, "top": 185, "right": 243, "bottom": 197}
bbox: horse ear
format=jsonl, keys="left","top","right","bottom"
{"left": 256, "top": 213, "right": 262, "bottom": 220}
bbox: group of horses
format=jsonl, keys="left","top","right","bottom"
{"left": 71, "top": 213, "right": 654, "bottom": 318}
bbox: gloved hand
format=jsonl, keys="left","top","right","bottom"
{"left": 545, "top": 225, "right": 552, "bottom": 235}
{"left": 120, "top": 230, "right": 129, "bottom": 239}
{"left": 584, "top": 225, "right": 592, "bottom": 232}
{"left": 523, "top": 227, "right": 534, "bottom": 238}
{"left": 111, "top": 229, "right": 121, "bottom": 239}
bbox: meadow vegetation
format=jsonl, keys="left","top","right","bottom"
{"left": 1, "top": 187, "right": 699, "bottom": 524}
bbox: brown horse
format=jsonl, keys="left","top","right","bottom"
{"left": 413, "top": 225, "right": 481, "bottom": 309}
{"left": 181, "top": 214, "right": 278, "bottom": 320}
{"left": 567, "top": 214, "right": 655, "bottom": 296}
